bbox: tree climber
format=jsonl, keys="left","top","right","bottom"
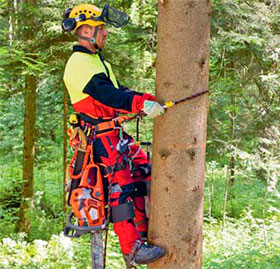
{"left": 62, "top": 3, "right": 165, "bottom": 267}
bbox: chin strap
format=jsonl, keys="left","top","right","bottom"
{"left": 75, "top": 26, "right": 101, "bottom": 51}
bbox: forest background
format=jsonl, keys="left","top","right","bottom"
{"left": 0, "top": 0, "right": 280, "bottom": 268}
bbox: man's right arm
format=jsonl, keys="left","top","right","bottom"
{"left": 117, "top": 81, "right": 156, "bottom": 102}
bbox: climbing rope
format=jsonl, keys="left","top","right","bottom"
{"left": 162, "top": 89, "right": 209, "bottom": 109}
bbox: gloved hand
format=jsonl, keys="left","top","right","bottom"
{"left": 142, "top": 100, "right": 164, "bottom": 118}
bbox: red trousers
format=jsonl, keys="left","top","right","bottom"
{"left": 92, "top": 130, "right": 150, "bottom": 254}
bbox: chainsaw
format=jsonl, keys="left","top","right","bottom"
{"left": 64, "top": 123, "right": 106, "bottom": 238}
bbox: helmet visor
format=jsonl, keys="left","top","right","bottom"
{"left": 95, "top": 4, "right": 130, "bottom": 28}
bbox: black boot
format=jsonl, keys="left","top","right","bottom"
{"left": 124, "top": 240, "right": 165, "bottom": 268}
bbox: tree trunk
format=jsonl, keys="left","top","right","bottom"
{"left": 229, "top": 61, "right": 236, "bottom": 187}
{"left": 15, "top": 0, "right": 37, "bottom": 235}
{"left": 229, "top": 94, "right": 236, "bottom": 187}
{"left": 15, "top": 74, "right": 37, "bottom": 234}
{"left": 148, "top": 1, "right": 210, "bottom": 268}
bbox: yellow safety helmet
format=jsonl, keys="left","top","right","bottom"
{"left": 68, "top": 4, "right": 104, "bottom": 31}
{"left": 62, "top": 4, "right": 129, "bottom": 33}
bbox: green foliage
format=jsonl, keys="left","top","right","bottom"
{"left": 0, "top": 233, "right": 74, "bottom": 268}
{"left": 1, "top": 214, "right": 280, "bottom": 269}
{"left": 204, "top": 162, "right": 280, "bottom": 220}
{"left": 0, "top": 230, "right": 147, "bottom": 268}
{"left": 208, "top": 0, "right": 280, "bottom": 168}
{"left": 203, "top": 214, "right": 280, "bottom": 268}
{"left": 0, "top": 163, "right": 22, "bottom": 235}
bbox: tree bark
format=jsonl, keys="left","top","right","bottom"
{"left": 15, "top": 0, "right": 37, "bottom": 235}
{"left": 229, "top": 94, "right": 236, "bottom": 186}
{"left": 148, "top": 1, "right": 210, "bottom": 268}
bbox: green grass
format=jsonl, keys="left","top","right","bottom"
{"left": 1, "top": 216, "right": 280, "bottom": 268}
{"left": 203, "top": 215, "right": 280, "bottom": 268}
{"left": 0, "top": 230, "right": 146, "bottom": 268}
{"left": 204, "top": 165, "right": 280, "bottom": 220}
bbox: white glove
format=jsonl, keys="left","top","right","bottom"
{"left": 142, "top": 100, "right": 164, "bottom": 118}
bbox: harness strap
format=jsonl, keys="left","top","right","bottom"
{"left": 99, "top": 155, "right": 128, "bottom": 177}
{"left": 78, "top": 114, "right": 132, "bottom": 138}
{"left": 135, "top": 219, "right": 147, "bottom": 227}
{"left": 79, "top": 113, "right": 113, "bottom": 124}
{"left": 126, "top": 240, "right": 142, "bottom": 268}
{"left": 95, "top": 120, "right": 116, "bottom": 133}
{"left": 110, "top": 201, "right": 135, "bottom": 223}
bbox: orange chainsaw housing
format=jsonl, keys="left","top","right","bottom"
{"left": 69, "top": 159, "right": 106, "bottom": 227}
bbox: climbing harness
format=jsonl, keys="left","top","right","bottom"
{"left": 63, "top": 89, "right": 209, "bottom": 267}
{"left": 64, "top": 112, "right": 150, "bottom": 268}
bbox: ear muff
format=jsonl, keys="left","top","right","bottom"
{"left": 62, "top": 14, "right": 87, "bottom": 32}
{"left": 62, "top": 18, "right": 76, "bottom": 32}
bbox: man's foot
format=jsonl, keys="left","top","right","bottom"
{"left": 134, "top": 243, "right": 165, "bottom": 264}
{"left": 124, "top": 241, "right": 165, "bottom": 268}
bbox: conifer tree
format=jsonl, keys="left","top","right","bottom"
{"left": 148, "top": 0, "right": 210, "bottom": 268}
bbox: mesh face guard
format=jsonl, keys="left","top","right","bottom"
{"left": 100, "top": 4, "right": 130, "bottom": 28}
{"left": 62, "top": 4, "right": 129, "bottom": 32}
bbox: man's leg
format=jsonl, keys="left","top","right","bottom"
{"left": 133, "top": 195, "right": 149, "bottom": 240}
{"left": 93, "top": 135, "right": 141, "bottom": 254}
{"left": 129, "top": 143, "right": 151, "bottom": 240}
{"left": 94, "top": 135, "right": 165, "bottom": 266}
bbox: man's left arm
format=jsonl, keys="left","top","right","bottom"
{"left": 83, "top": 72, "right": 150, "bottom": 114}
